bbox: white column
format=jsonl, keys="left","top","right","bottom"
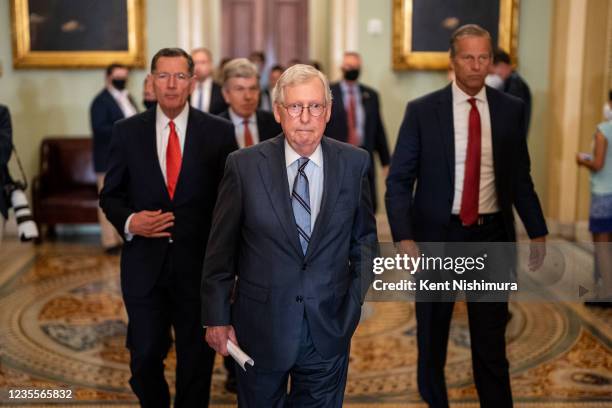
{"left": 329, "top": 0, "right": 358, "bottom": 81}
{"left": 177, "top": 0, "right": 221, "bottom": 62}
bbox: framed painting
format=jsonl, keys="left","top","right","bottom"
{"left": 10, "top": 0, "right": 146, "bottom": 68}
{"left": 392, "top": 0, "right": 519, "bottom": 70}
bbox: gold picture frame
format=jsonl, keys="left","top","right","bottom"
{"left": 10, "top": 0, "right": 146, "bottom": 69}
{"left": 392, "top": 0, "right": 519, "bottom": 70}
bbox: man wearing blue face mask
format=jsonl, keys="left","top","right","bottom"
{"left": 90, "top": 63, "right": 138, "bottom": 254}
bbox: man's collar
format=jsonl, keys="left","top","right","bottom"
{"left": 284, "top": 139, "right": 323, "bottom": 168}
{"left": 340, "top": 80, "right": 359, "bottom": 93}
{"left": 452, "top": 80, "right": 487, "bottom": 105}
{"left": 156, "top": 103, "right": 190, "bottom": 131}
{"left": 228, "top": 108, "right": 256, "bottom": 125}
{"left": 107, "top": 86, "right": 128, "bottom": 99}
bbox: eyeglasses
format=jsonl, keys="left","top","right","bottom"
{"left": 153, "top": 72, "right": 193, "bottom": 82}
{"left": 281, "top": 103, "right": 326, "bottom": 118}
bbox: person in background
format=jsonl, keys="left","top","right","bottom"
{"left": 577, "top": 117, "right": 612, "bottom": 306}
{"left": 325, "top": 51, "right": 390, "bottom": 213}
{"left": 213, "top": 57, "right": 232, "bottom": 84}
{"left": 259, "top": 64, "right": 284, "bottom": 112}
{"left": 219, "top": 58, "right": 281, "bottom": 149}
{"left": 487, "top": 48, "right": 532, "bottom": 133}
{"left": 143, "top": 75, "right": 157, "bottom": 110}
{"left": 90, "top": 63, "right": 138, "bottom": 254}
{"left": 0, "top": 104, "right": 12, "bottom": 245}
{"left": 249, "top": 51, "right": 267, "bottom": 88}
{"left": 191, "top": 48, "right": 228, "bottom": 115}
{"left": 309, "top": 60, "right": 323, "bottom": 72}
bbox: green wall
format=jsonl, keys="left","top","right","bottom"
{"left": 357, "top": 0, "right": 552, "bottom": 210}
{"left": 0, "top": 0, "right": 177, "bottom": 183}
{"left": 0, "top": 0, "right": 553, "bottom": 212}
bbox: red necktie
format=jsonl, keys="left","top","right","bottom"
{"left": 166, "top": 121, "right": 182, "bottom": 200}
{"left": 346, "top": 87, "right": 358, "bottom": 146}
{"left": 459, "top": 98, "right": 481, "bottom": 226}
{"left": 243, "top": 119, "right": 254, "bottom": 147}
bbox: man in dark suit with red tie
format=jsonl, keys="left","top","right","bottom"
{"left": 325, "top": 51, "right": 390, "bottom": 213}
{"left": 100, "top": 48, "right": 237, "bottom": 407}
{"left": 386, "top": 25, "right": 547, "bottom": 407}
{"left": 218, "top": 58, "right": 282, "bottom": 149}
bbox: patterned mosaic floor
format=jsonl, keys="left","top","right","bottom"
{"left": 0, "top": 233, "right": 610, "bottom": 407}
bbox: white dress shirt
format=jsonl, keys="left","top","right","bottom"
{"left": 108, "top": 86, "right": 138, "bottom": 118}
{"left": 124, "top": 103, "right": 190, "bottom": 238}
{"left": 451, "top": 81, "right": 499, "bottom": 214}
{"left": 191, "top": 77, "right": 213, "bottom": 112}
{"left": 285, "top": 139, "right": 324, "bottom": 230}
{"left": 228, "top": 109, "right": 260, "bottom": 148}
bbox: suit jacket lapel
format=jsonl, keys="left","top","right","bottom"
{"left": 141, "top": 109, "right": 171, "bottom": 204}
{"left": 305, "top": 137, "right": 344, "bottom": 262}
{"left": 436, "top": 84, "right": 455, "bottom": 186}
{"left": 486, "top": 87, "right": 503, "bottom": 186}
{"left": 172, "top": 108, "right": 198, "bottom": 203}
{"left": 104, "top": 90, "right": 124, "bottom": 119}
{"left": 258, "top": 136, "right": 304, "bottom": 258}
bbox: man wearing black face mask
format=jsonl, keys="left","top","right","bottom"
{"left": 90, "top": 63, "right": 138, "bottom": 254}
{"left": 325, "top": 51, "right": 390, "bottom": 213}
{"left": 142, "top": 75, "right": 157, "bottom": 110}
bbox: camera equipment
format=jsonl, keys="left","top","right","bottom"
{"left": 3, "top": 144, "right": 39, "bottom": 241}
{"left": 5, "top": 181, "right": 38, "bottom": 241}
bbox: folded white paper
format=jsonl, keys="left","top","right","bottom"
{"left": 227, "top": 340, "right": 254, "bottom": 371}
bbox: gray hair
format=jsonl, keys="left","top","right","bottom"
{"left": 449, "top": 24, "right": 493, "bottom": 58}
{"left": 222, "top": 58, "right": 259, "bottom": 88}
{"left": 272, "top": 64, "right": 332, "bottom": 106}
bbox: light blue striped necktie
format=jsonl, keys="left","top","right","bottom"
{"left": 292, "top": 157, "right": 311, "bottom": 254}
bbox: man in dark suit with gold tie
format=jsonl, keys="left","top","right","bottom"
{"left": 100, "top": 48, "right": 236, "bottom": 407}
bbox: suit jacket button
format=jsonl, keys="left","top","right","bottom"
{"left": 296, "top": 296, "right": 303, "bottom": 303}
{"left": 302, "top": 264, "right": 307, "bottom": 271}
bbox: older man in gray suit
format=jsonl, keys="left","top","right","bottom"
{"left": 202, "top": 64, "right": 377, "bottom": 407}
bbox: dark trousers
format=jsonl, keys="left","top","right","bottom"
{"left": 123, "top": 257, "right": 215, "bottom": 408}
{"left": 416, "top": 214, "right": 513, "bottom": 408}
{"left": 236, "top": 317, "right": 350, "bottom": 408}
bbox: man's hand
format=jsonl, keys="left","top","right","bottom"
{"left": 205, "top": 325, "right": 238, "bottom": 356}
{"left": 398, "top": 239, "right": 420, "bottom": 259}
{"left": 528, "top": 236, "right": 546, "bottom": 271}
{"left": 128, "top": 210, "right": 174, "bottom": 238}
